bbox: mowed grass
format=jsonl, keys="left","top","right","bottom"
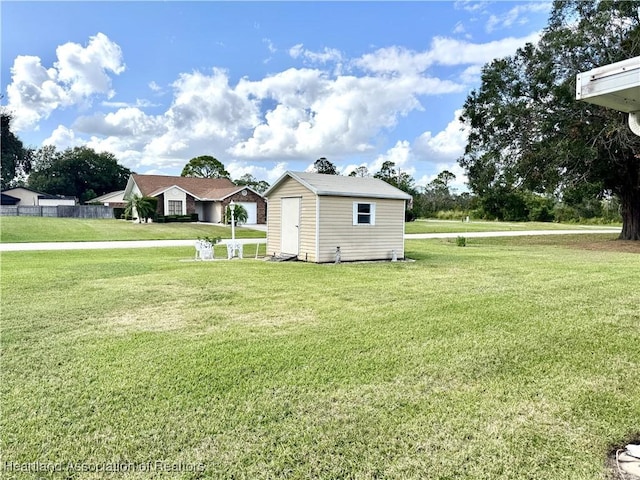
{"left": 1, "top": 235, "right": 639, "bottom": 479}
{"left": 404, "top": 219, "right": 621, "bottom": 234}
{"left": 1, "top": 216, "right": 619, "bottom": 244}
{"left": 0, "top": 216, "right": 265, "bottom": 243}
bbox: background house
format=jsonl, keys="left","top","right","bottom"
{"left": 1, "top": 193, "right": 20, "bottom": 205}
{"left": 1, "top": 187, "right": 77, "bottom": 206}
{"left": 123, "top": 174, "right": 266, "bottom": 224}
{"left": 264, "top": 171, "right": 412, "bottom": 263}
{"left": 90, "top": 190, "right": 126, "bottom": 208}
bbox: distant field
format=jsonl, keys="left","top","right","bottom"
{"left": 0, "top": 216, "right": 266, "bottom": 243}
{"left": 405, "top": 219, "right": 621, "bottom": 234}
{"left": 1, "top": 234, "right": 638, "bottom": 479}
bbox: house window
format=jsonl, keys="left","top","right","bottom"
{"left": 168, "top": 200, "right": 183, "bottom": 215}
{"left": 353, "top": 202, "right": 375, "bottom": 225}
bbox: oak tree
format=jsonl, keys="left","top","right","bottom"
{"left": 181, "top": 156, "right": 230, "bottom": 179}
{"left": 459, "top": 0, "right": 640, "bottom": 239}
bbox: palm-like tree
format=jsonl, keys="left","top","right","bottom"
{"left": 226, "top": 204, "right": 248, "bottom": 225}
{"left": 125, "top": 195, "right": 154, "bottom": 223}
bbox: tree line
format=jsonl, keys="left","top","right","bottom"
{"left": 318, "top": 156, "right": 622, "bottom": 224}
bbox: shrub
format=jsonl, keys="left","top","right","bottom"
{"left": 456, "top": 236, "right": 467, "bottom": 247}
{"left": 523, "top": 193, "right": 555, "bottom": 222}
{"left": 435, "top": 210, "right": 467, "bottom": 221}
{"left": 163, "top": 215, "right": 194, "bottom": 223}
{"left": 553, "top": 204, "right": 578, "bottom": 223}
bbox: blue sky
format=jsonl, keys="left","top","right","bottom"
{"left": 1, "top": 1, "right": 551, "bottom": 190}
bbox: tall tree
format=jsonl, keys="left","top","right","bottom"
{"left": 313, "top": 157, "right": 338, "bottom": 175}
{"left": 234, "top": 173, "right": 270, "bottom": 194}
{"left": 348, "top": 165, "right": 370, "bottom": 177}
{"left": 413, "top": 170, "right": 461, "bottom": 218}
{"left": 459, "top": 0, "right": 640, "bottom": 239}
{"left": 374, "top": 160, "right": 416, "bottom": 195}
{"left": 181, "top": 155, "right": 230, "bottom": 178}
{"left": 28, "top": 146, "right": 132, "bottom": 202}
{"left": 0, "top": 112, "right": 31, "bottom": 190}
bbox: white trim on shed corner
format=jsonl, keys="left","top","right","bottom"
{"left": 315, "top": 195, "right": 320, "bottom": 262}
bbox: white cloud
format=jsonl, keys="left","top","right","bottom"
{"left": 414, "top": 109, "right": 470, "bottom": 165}
{"left": 427, "top": 33, "right": 541, "bottom": 66}
{"left": 101, "top": 99, "right": 158, "bottom": 108}
{"left": 354, "top": 32, "right": 541, "bottom": 75}
{"left": 289, "top": 44, "right": 343, "bottom": 65}
{"left": 454, "top": 1, "right": 491, "bottom": 13}
{"left": 54, "top": 32, "right": 125, "bottom": 97}
{"left": 18, "top": 28, "right": 537, "bottom": 182}
{"left": 486, "top": 3, "right": 552, "bottom": 33}
{"left": 453, "top": 21, "right": 466, "bottom": 35}
{"left": 226, "top": 160, "right": 288, "bottom": 184}
{"left": 231, "top": 69, "right": 462, "bottom": 159}
{"left": 459, "top": 65, "right": 483, "bottom": 84}
{"left": 263, "top": 38, "right": 277, "bottom": 54}
{"left": 42, "top": 125, "right": 79, "bottom": 149}
{"left": 371, "top": 140, "right": 414, "bottom": 174}
{"left": 7, "top": 33, "right": 125, "bottom": 131}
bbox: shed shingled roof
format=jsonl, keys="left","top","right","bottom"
{"left": 264, "top": 171, "right": 413, "bottom": 200}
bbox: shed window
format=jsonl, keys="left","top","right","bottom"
{"left": 168, "top": 200, "right": 183, "bottom": 215}
{"left": 353, "top": 202, "right": 376, "bottom": 225}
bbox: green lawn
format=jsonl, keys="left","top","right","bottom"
{"left": 1, "top": 235, "right": 639, "bottom": 479}
{"left": 0, "top": 216, "right": 266, "bottom": 243}
{"left": 405, "top": 219, "right": 621, "bottom": 234}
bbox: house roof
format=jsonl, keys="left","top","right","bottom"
{"left": 264, "top": 171, "right": 413, "bottom": 200}
{"left": 2, "top": 187, "right": 75, "bottom": 200}
{"left": 129, "top": 174, "right": 248, "bottom": 200}
{"left": 3, "top": 187, "right": 46, "bottom": 196}
{"left": 1, "top": 193, "right": 20, "bottom": 205}
{"left": 91, "top": 190, "right": 125, "bottom": 202}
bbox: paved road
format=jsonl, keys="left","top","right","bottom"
{"left": 0, "top": 228, "right": 621, "bottom": 252}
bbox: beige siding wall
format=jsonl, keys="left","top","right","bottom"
{"left": 266, "top": 178, "right": 317, "bottom": 261}
{"left": 317, "top": 196, "right": 405, "bottom": 263}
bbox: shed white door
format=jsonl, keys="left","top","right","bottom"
{"left": 281, "top": 197, "right": 300, "bottom": 255}
{"left": 236, "top": 202, "right": 257, "bottom": 224}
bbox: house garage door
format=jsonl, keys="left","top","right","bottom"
{"left": 236, "top": 202, "right": 257, "bottom": 224}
